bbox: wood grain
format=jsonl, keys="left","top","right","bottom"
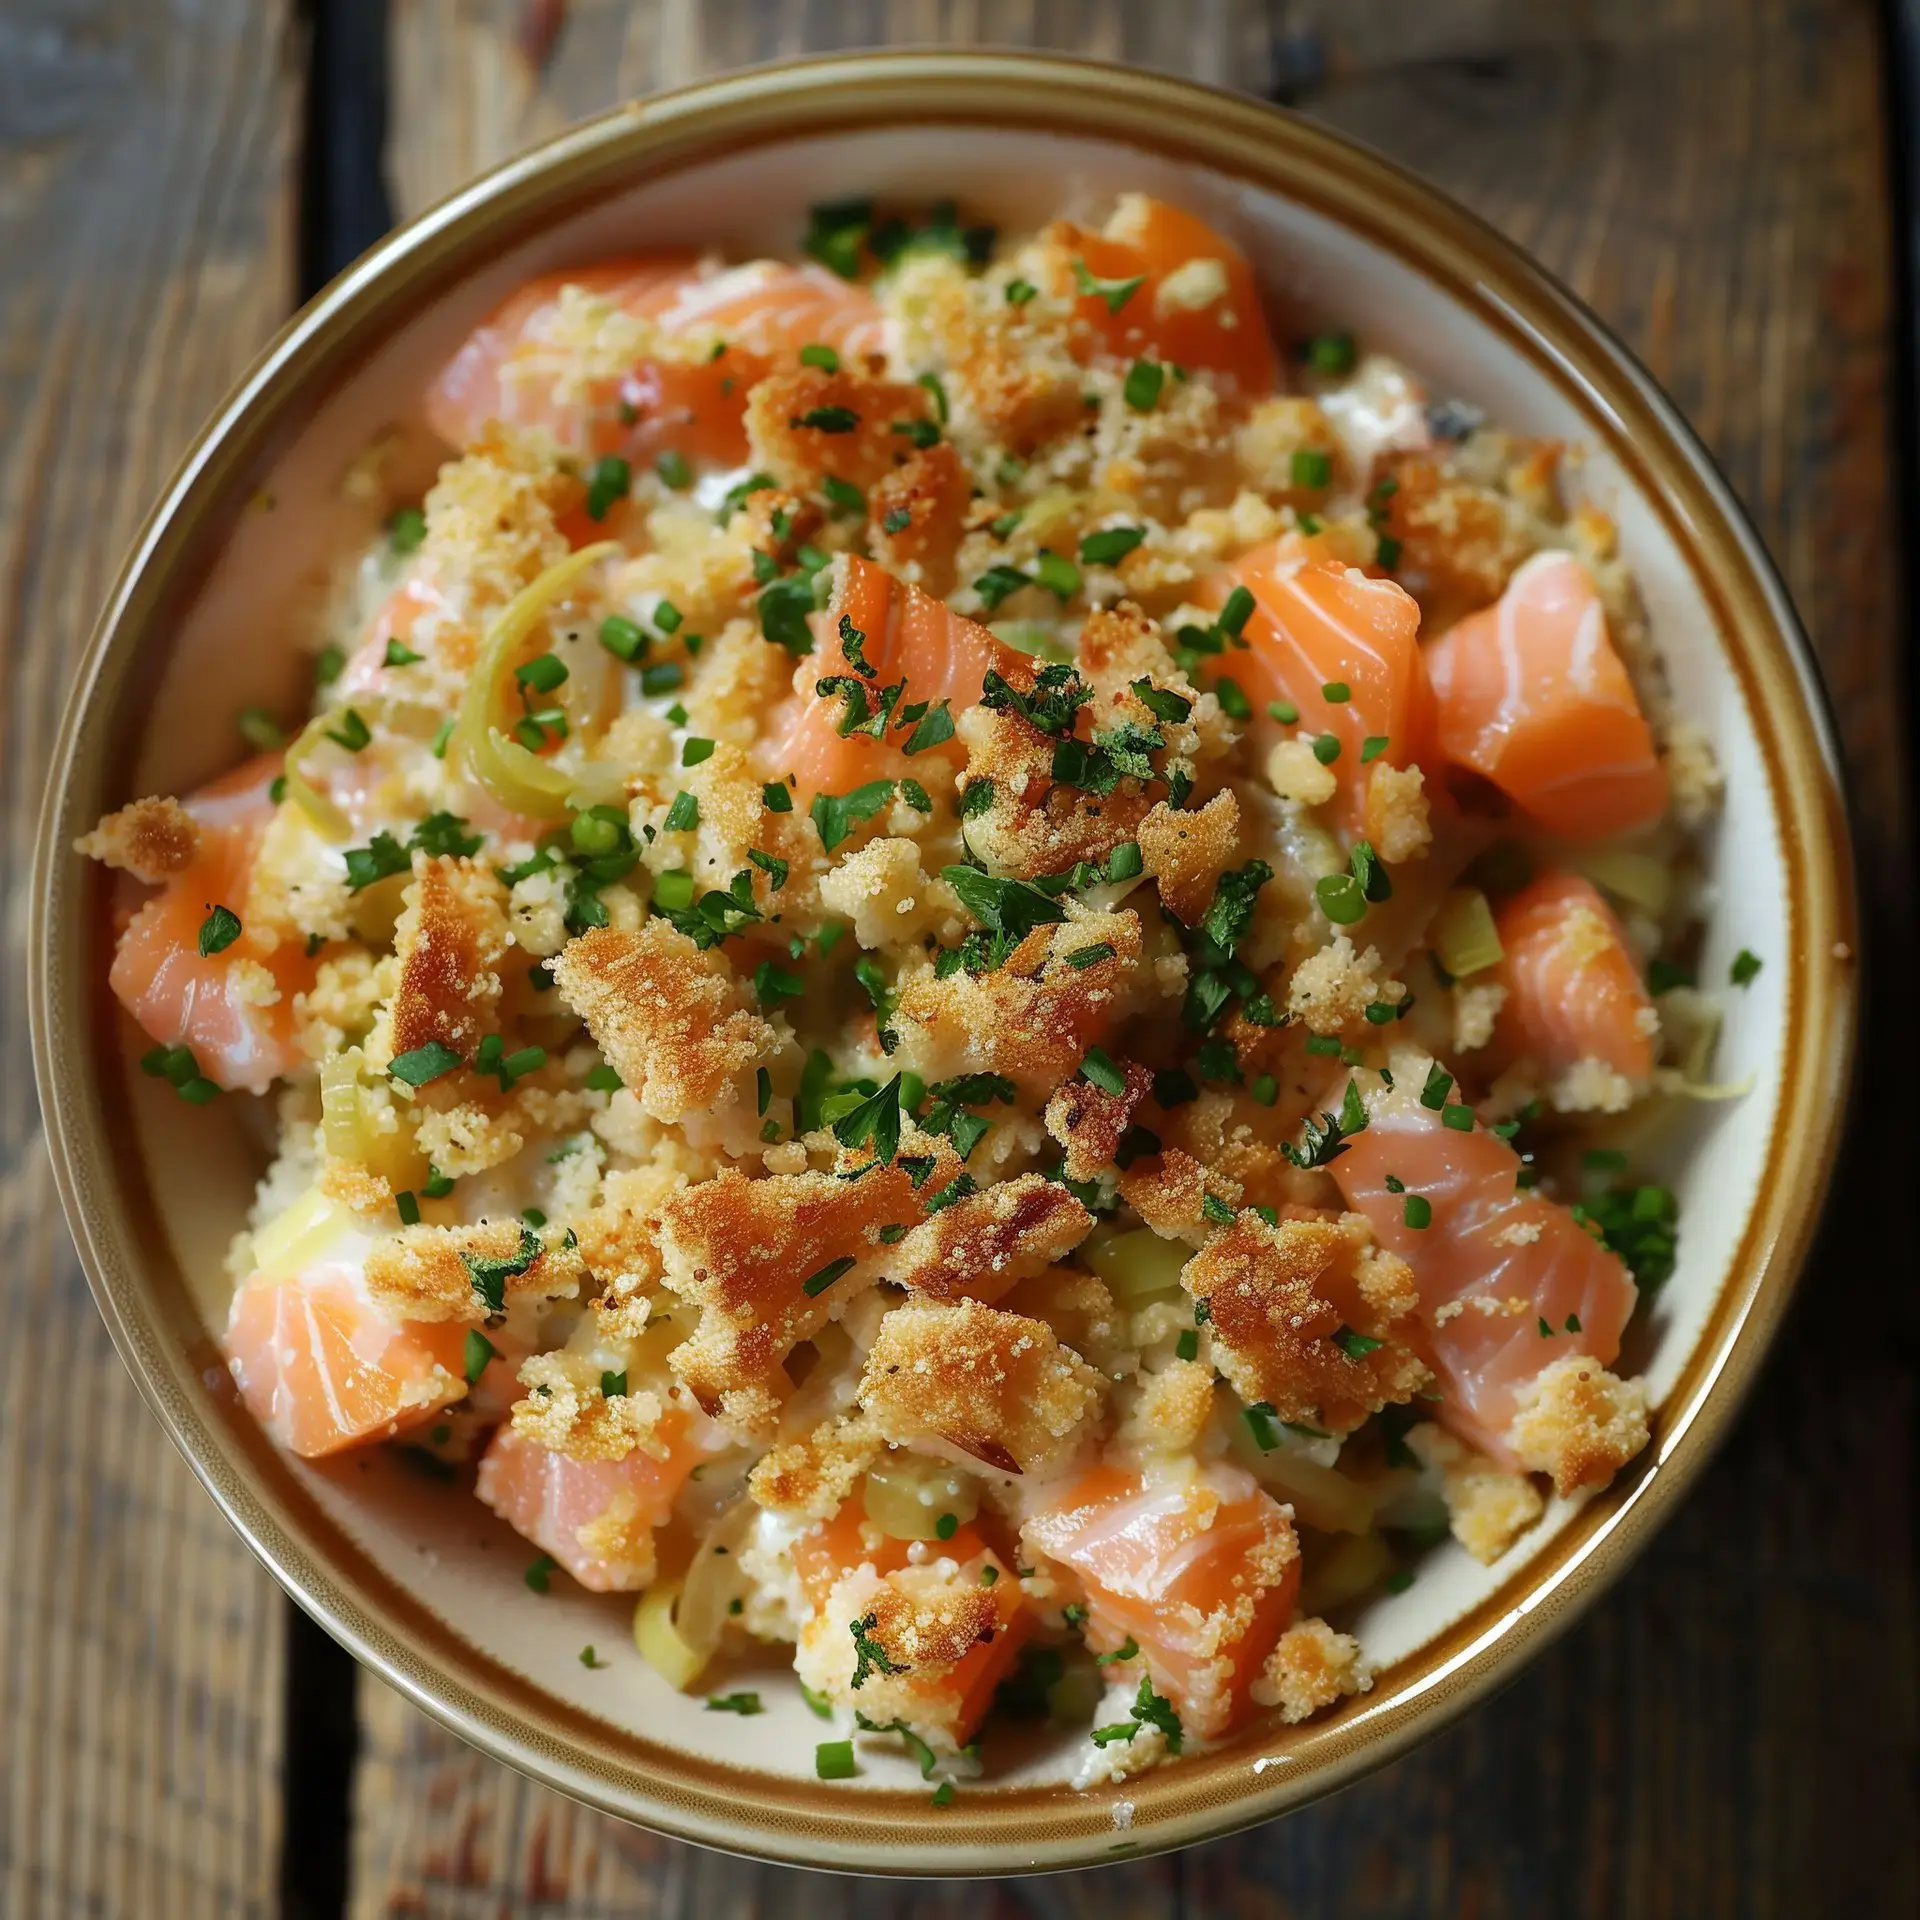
{"left": 0, "top": 4, "right": 301, "bottom": 1917}
{"left": 342, "top": 2, "right": 1908, "bottom": 1914}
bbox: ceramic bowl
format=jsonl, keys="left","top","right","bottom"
{"left": 30, "top": 50, "right": 1858, "bottom": 1873}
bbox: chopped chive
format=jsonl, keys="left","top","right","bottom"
{"left": 682, "top": 736, "right": 715, "bottom": 767}
{"left": 1312, "top": 732, "right": 1342, "bottom": 765}
{"left": 1304, "top": 331, "right": 1357, "bottom": 376}
{"left": 1005, "top": 278, "right": 1037, "bottom": 305}
{"left": 1440, "top": 1103, "right": 1475, "bottom": 1132}
{"left": 762, "top": 780, "right": 794, "bottom": 813}
{"left": 1291, "top": 448, "right": 1333, "bottom": 489}
{"left": 1079, "top": 525, "right": 1145, "bottom": 567}
{"left": 463, "top": 1328, "right": 497, "bottom": 1384}
{"left": 584, "top": 1063, "right": 623, "bottom": 1093}
{"left": 1080, "top": 1047, "right": 1126, "bottom": 1096}
{"left": 237, "top": 706, "right": 284, "bottom": 752}
{"left": 815, "top": 1740, "right": 857, "bottom": 1780}
{"left": 524, "top": 1553, "right": 558, "bottom": 1594}
{"left": 600, "top": 614, "right": 646, "bottom": 663}
{"left": 1123, "top": 359, "right": 1165, "bottom": 411}
{"left": 662, "top": 790, "right": 698, "bottom": 832}
{"left": 798, "top": 342, "right": 840, "bottom": 372}
{"left": 396, "top": 1190, "right": 421, "bottom": 1227}
{"left": 803, "top": 1256, "right": 857, "bottom": 1298}
{"left": 1404, "top": 1195, "right": 1432, "bottom": 1229}
{"left": 1321, "top": 681, "right": 1351, "bottom": 703}
{"left": 1268, "top": 700, "right": 1299, "bottom": 724}
{"left": 1730, "top": 948, "right": 1762, "bottom": 987}
{"left": 585, "top": 454, "right": 630, "bottom": 520}
{"left": 388, "top": 1041, "right": 462, "bottom": 1087}
{"left": 387, "top": 505, "right": 427, "bottom": 554}
{"left": 1360, "top": 735, "right": 1389, "bottom": 762}
{"left": 655, "top": 449, "right": 692, "bottom": 490}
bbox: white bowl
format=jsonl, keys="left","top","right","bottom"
{"left": 31, "top": 51, "right": 1858, "bottom": 1873}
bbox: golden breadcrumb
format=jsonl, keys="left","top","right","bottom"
{"left": 509, "top": 1350, "right": 669, "bottom": 1462}
{"left": 744, "top": 366, "right": 936, "bottom": 494}
{"left": 1181, "top": 1211, "right": 1429, "bottom": 1434}
{"left": 1119, "top": 1146, "right": 1226, "bottom": 1244}
{"left": 1044, "top": 1057, "right": 1154, "bottom": 1184}
{"left": 794, "top": 1551, "right": 1024, "bottom": 1750}
{"left": 549, "top": 921, "right": 779, "bottom": 1124}
{"left": 1363, "top": 762, "right": 1432, "bottom": 864}
{"left": 1407, "top": 1422, "right": 1546, "bottom": 1563}
{"left": 1115, "top": 1359, "right": 1216, "bottom": 1458}
{"left": 746, "top": 1413, "right": 883, "bottom": 1522}
{"left": 364, "top": 1220, "right": 587, "bottom": 1323}
{"left": 1286, "top": 935, "right": 1405, "bottom": 1036}
{"left": 1507, "top": 1355, "right": 1650, "bottom": 1496}
{"left": 658, "top": 1164, "right": 921, "bottom": 1429}
{"left": 859, "top": 1298, "right": 1105, "bottom": 1475}
{"left": 818, "top": 837, "right": 959, "bottom": 950}
{"left": 389, "top": 855, "right": 509, "bottom": 1059}
{"left": 868, "top": 442, "right": 970, "bottom": 594}
{"left": 892, "top": 906, "right": 1148, "bottom": 1094}
{"left": 889, "top": 1173, "right": 1093, "bottom": 1305}
{"left": 76, "top": 796, "right": 199, "bottom": 883}
{"left": 1250, "top": 1618, "right": 1372, "bottom": 1723}
{"left": 1138, "top": 790, "right": 1241, "bottom": 926}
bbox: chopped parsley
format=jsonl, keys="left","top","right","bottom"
{"left": 850, "top": 1611, "right": 909, "bottom": 1687}
{"left": 197, "top": 904, "right": 242, "bottom": 957}
{"left": 1073, "top": 260, "right": 1146, "bottom": 313}
{"left": 459, "top": 1225, "right": 542, "bottom": 1316}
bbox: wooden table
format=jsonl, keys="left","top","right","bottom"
{"left": 3, "top": 3, "right": 1913, "bottom": 1914}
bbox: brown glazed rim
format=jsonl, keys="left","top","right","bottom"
{"left": 30, "top": 51, "right": 1858, "bottom": 1874}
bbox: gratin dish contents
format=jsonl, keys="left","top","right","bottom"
{"left": 83, "top": 191, "right": 1750, "bottom": 1794}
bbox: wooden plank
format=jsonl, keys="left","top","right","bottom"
{"left": 354, "top": 3, "right": 1916, "bottom": 1915}
{"left": 0, "top": 5, "right": 302, "bottom": 1917}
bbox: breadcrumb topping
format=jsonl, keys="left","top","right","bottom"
{"left": 77, "top": 796, "right": 199, "bottom": 882}
{"left": 859, "top": 1298, "right": 1105, "bottom": 1475}
{"left": 549, "top": 922, "right": 779, "bottom": 1123}
{"left": 1507, "top": 1355, "right": 1651, "bottom": 1496}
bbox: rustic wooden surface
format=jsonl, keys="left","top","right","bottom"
{"left": 0, "top": 5, "right": 300, "bottom": 1918}
{"left": 4, "top": 1, "right": 1913, "bottom": 1915}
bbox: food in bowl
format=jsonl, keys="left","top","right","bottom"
{"left": 79, "top": 189, "right": 1740, "bottom": 1792}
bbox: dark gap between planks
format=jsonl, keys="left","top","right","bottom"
{"left": 283, "top": 6, "right": 391, "bottom": 1918}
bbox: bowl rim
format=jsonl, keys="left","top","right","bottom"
{"left": 29, "top": 46, "right": 1859, "bottom": 1875}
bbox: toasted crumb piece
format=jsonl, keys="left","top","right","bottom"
{"left": 868, "top": 442, "right": 970, "bottom": 595}
{"left": 389, "top": 855, "right": 509, "bottom": 1059}
{"left": 1363, "top": 762, "right": 1431, "bottom": 863}
{"left": 744, "top": 365, "right": 935, "bottom": 494}
{"left": 571, "top": 1163, "right": 683, "bottom": 1290}
{"left": 658, "top": 1163, "right": 921, "bottom": 1430}
{"left": 509, "top": 1350, "right": 668, "bottom": 1463}
{"left": 1250, "top": 1619, "right": 1372, "bottom": 1723}
{"left": 858, "top": 1298, "right": 1105, "bottom": 1476}
{"left": 794, "top": 1551, "right": 1023, "bottom": 1753}
{"left": 1181, "top": 1211, "right": 1429, "bottom": 1435}
{"left": 1549, "top": 1058, "right": 1638, "bottom": 1115}
{"left": 1452, "top": 979, "right": 1509, "bottom": 1054}
{"left": 1407, "top": 1423, "right": 1546, "bottom": 1563}
{"left": 364, "top": 1220, "right": 587, "bottom": 1323}
{"left": 889, "top": 1173, "right": 1093, "bottom": 1304}
{"left": 1507, "top": 1355, "right": 1650, "bottom": 1496}
{"left": 317, "top": 1160, "right": 393, "bottom": 1216}
{"left": 1266, "top": 738, "right": 1339, "bottom": 807}
{"left": 1286, "top": 934, "right": 1404, "bottom": 1036}
{"left": 818, "top": 837, "right": 959, "bottom": 950}
{"left": 411, "top": 1099, "right": 523, "bottom": 1178}
{"left": 952, "top": 703, "right": 1154, "bottom": 883}
{"left": 891, "top": 906, "right": 1146, "bottom": 1093}
{"left": 1137, "top": 789, "right": 1240, "bottom": 925}
{"left": 1044, "top": 1057, "right": 1153, "bottom": 1183}
{"left": 747, "top": 1413, "right": 883, "bottom": 1523}
{"left": 1118, "top": 1146, "right": 1225, "bottom": 1245}
{"left": 549, "top": 921, "right": 779, "bottom": 1124}
{"left": 76, "top": 796, "right": 199, "bottom": 882}
{"left": 1115, "top": 1358, "right": 1216, "bottom": 1458}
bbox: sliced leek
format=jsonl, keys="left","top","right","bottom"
{"left": 281, "top": 713, "right": 353, "bottom": 840}
{"left": 863, "top": 1457, "right": 980, "bottom": 1542}
{"left": 633, "top": 1580, "right": 708, "bottom": 1691}
{"left": 674, "top": 1500, "right": 756, "bottom": 1655}
{"left": 1582, "top": 848, "right": 1672, "bottom": 917}
{"left": 452, "top": 541, "right": 619, "bottom": 821}
{"left": 1432, "top": 887, "right": 1504, "bottom": 979}
{"left": 1079, "top": 1226, "right": 1188, "bottom": 1304}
